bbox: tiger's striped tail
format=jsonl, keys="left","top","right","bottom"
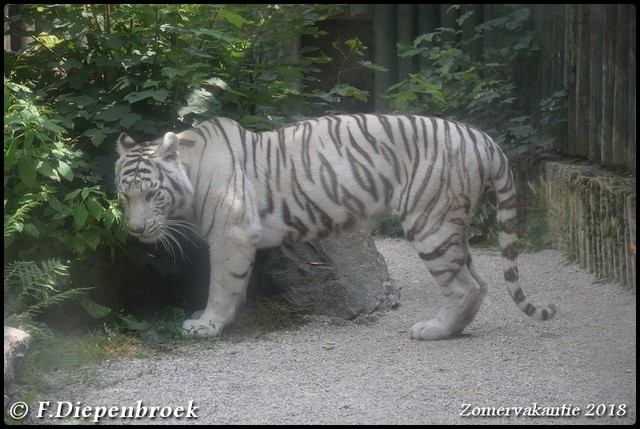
{"left": 491, "top": 151, "right": 557, "bottom": 321}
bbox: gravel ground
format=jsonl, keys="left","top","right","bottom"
{"left": 17, "top": 238, "right": 636, "bottom": 425}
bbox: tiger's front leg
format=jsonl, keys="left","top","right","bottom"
{"left": 182, "top": 221, "right": 261, "bottom": 337}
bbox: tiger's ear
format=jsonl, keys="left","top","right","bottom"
{"left": 117, "top": 133, "right": 138, "bottom": 156}
{"left": 155, "top": 132, "right": 180, "bottom": 160}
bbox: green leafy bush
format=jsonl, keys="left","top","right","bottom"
{"left": 386, "top": 5, "right": 540, "bottom": 155}
{"left": 5, "top": 4, "right": 350, "bottom": 142}
{"left": 4, "top": 78, "right": 128, "bottom": 260}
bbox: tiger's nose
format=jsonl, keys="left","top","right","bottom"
{"left": 129, "top": 226, "right": 144, "bottom": 235}
{"left": 128, "top": 224, "right": 146, "bottom": 235}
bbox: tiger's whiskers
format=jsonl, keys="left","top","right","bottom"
{"left": 157, "top": 220, "right": 199, "bottom": 264}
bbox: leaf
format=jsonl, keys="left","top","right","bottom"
{"left": 358, "top": 61, "right": 388, "bottom": 72}
{"left": 40, "top": 119, "right": 67, "bottom": 135}
{"left": 81, "top": 187, "right": 91, "bottom": 200}
{"left": 18, "top": 158, "right": 38, "bottom": 188}
{"left": 76, "top": 294, "right": 111, "bottom": 318}
{"left": 81, "top": 226, "right": 102, "bottom": 250}
{"left": 57, "top": 161, "right": 74, "bottom": 181}
{"left": 240, "top": 115, "right": 264, "bottom": 126}
{"left": 37, "top": 161, "right": 60, "bottom": 181}
{"left": 305, "top": 54, "right": 333, "bottom": 64}
{"left": 414, "top": 32, "right": 438, "bottom": 46}
{"left": 391, "top": 91, "right": 417, "bottom": 106}
{"left": 64, "top": 189, "right": 82, "bottom": 201}
{"left": 397, "top": 41, "right": 426, "bottom": 58}
{"left": 193, "top": 28, "right": 240, "bottom": 44}
{"left": 124, "top": 89, "right": 169, "bottom": 104}
{"left": 103, "top": 209, "right": 115, "bottom": 229}
{"left": 218, "top": 8, "right": 249, "bottom": 28}
{"left": 23, "top": 223, "right": 40, "bottom": 237}
{"left": 83, "top": 127, "right": 117, "bottom": 147}
{"left": 94, "top": 104, "right": 132, "bottom": 122}
{"left": 47, "top": 195, "right": 67, "bottom": 213}
{"left": 11, "top": 221, "right": 24, "bottom": 233}
{"left": 73, "top": 205, "right": 88, "bottom": 229}
{"left": 385, "top": 79, "right": 409, "bottom": 92}
{"left": 119, "top": 112, "right": 142, "bottom": 129}
{"left": 329, "top": 84, "right": 369, "bottom": 102}
{"left": 86, "top": 198, "right": 104, "bottom": 221}
{"left": 456, "top": 11, "right": 474, "bottom": 27}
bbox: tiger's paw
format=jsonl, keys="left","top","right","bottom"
{"left": 409, "top": 320, "right": 462, "bottom": 341}
{"left": 182, "top": 318, "right": 224, "bottom": 337}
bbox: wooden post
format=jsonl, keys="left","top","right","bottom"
{"left": 374, "top": 4, "right": 398, "bottom": 112}
{"left": 628, "top": 6, "right": 636, "bottom": 173}
{"left": 397, "top": 4, "right": 417, "bottom": 81}
{"left": 588, "top": 5, "right": 603, "bottom": 163}
{"left": 612, "top": 4, "right": 630, "bottom": 167}
{"left": 601, "top": 6, "right": 617, "bottom": 165}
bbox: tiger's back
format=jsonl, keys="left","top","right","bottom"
{"left": 179, "top": 115, "right": 492, "bottom": 246}
{"left": 116, "top": 113, "right": 555, "bottom": 339}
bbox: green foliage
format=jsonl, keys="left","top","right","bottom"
{"left": 318, "top": 37, "right": 388, "bottom": 105}
{"left": 4, "top": 78, "right": 128, "bottom": 260}
{"left": 5, "top": 4, "right": 352, "bottom": 138}
{"left": 539, "top": 89, "right": 568, "bottom": 131}
{"left": 4, "top": 258, "right": 110, "bottom": 321}
{"left": 371, "top": 213, "right": 405, "bottom": 238}
{"left": 386, "top": 5, "right": 540, "bottom": 155}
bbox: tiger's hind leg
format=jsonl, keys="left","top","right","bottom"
{"left": 407, "top": 232, "right": 488, "bottom": 340}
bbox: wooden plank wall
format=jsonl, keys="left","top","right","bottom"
{"left": 355, "top": 4, "right": 636, "bottom": 172}
{"left": 565, "top": 4, "right": 636, "bottom": 173}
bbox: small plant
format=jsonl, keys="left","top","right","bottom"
{"left": 372, "top": 213, "right": 404, "bottom": 238}
{"left": 564, "top": 247, "right": 578, "bottom": 264}
{"left": 4, "top": 258, "right": 110, "bottom": 322}
{"left": 313, "top": 37, "right": 388, "bottom": 106}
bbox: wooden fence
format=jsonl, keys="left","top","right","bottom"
{"left": 564, "top": 4, "right": 636, "bottom": 172}
{"left": 338, "top": 4, "right": 636, "bottom": 172}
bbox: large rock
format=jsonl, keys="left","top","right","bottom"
{"left": 249, "top": 233, "right": 400, "bottom": 319}
{"left": 4, "top": 326, "right": 32, "bottom": 410}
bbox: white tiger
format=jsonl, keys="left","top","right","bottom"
{"left": 115, "top": 114, "right": 556, "bottom": 340}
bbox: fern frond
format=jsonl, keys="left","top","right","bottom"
{"left": 4, "top": 259, "right": 70, "bottom": 301}
{"left": 4, "top": 258, "right": 111, "bottom": 321}
{"left": 4, "top": 200, "right": 40, "bottom": 239}
{"left": 22, "top": 287, "right": 94, "bottom": 319}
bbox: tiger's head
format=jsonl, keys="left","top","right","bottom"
{"left": 115, "top": 132, "right": 195, "bottom": 249}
